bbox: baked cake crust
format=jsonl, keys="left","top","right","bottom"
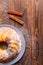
{"left": 0, "top": 27, "right": 21, "bottom": 62}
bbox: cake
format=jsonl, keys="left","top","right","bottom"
{"left": 0, "top": 27, "right": 21, "bottom": 62}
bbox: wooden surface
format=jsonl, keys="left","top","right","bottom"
{"left": 0, "top": 0, "right": 43, "bottom": 65}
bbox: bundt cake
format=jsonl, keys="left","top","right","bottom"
{"left": 0, "top": 27, "right": 21, "bottom": 62}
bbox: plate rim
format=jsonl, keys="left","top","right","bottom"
{"left": 0, "top": 24, "right": 25, "bottom": 65}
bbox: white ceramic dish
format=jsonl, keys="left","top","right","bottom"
{"left": 0, "top": 24, "right": 25, "bottom": 65}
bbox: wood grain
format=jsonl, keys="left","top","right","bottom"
{"left": 0, "top": 0, "right": 43, "bottom": 65}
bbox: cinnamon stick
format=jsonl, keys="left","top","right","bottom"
{"left": 9, "top": 15, "right": 24, "bottom": 25}
{"left": 7, "top": 10, "right": 23, "bottom": 16}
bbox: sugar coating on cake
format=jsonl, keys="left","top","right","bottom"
{"left": 0, "top": 27, "right": 21, "bottom": 62}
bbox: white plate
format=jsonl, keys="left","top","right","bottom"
{"left": 0, "top": 24, "right": 25, "bottom": 65}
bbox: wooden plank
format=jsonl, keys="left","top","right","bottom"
{"left": 31, "top": 0, "right": 43, "bottom": 65}
{"left": 38, "top": 0, "right": 43, "bottom": 65}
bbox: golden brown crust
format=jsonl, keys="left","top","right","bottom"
{"left": 0, "top": 27, "right": 20, "bottom": 62}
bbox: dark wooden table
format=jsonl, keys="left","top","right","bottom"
{"left": 0, "top": 0, "right": 43, "bottom": 65}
